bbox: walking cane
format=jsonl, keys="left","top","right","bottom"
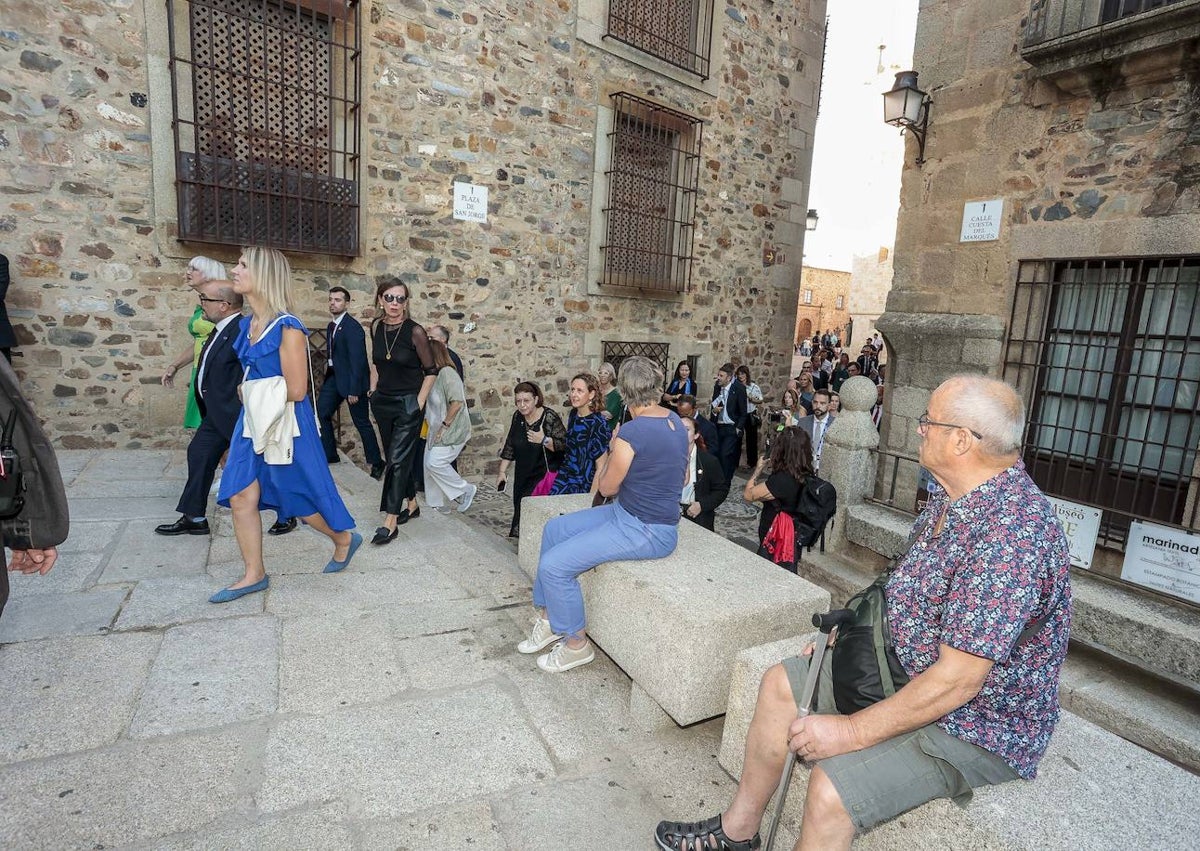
{"left": 763, "top": 609, "right": 854, "bottom": 851}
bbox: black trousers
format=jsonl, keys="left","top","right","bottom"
{"left": 370, "top": 391, "right": 422, "bottom": 514}
{"left": 715, "top": 423, "right": 740, "bottom": 484}
{"left": 176, "top": 418, "right": 230, "bottom": 518}
{"left": 317, "top": 377, "right": 383, "bottom": 466}
{"left": 743, "top": 414, "right": 760, "bottom": 466}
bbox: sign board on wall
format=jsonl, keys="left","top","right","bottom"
{"left": 1046, "top": 497, "right": 1102, "bottom": 570}
{"left": 1121, "top": 520, "right": 1200, "bottom": 605}
{"left": 453, "top": 182, "right": 488, "bottom": 223}
{"left": 959, "top": 199, "right": 1003, "bottom": 242}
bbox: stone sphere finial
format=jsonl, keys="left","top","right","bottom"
{"left": 840, "top": 376, "right": 877, "bottom": 413}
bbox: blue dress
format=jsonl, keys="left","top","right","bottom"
{"left": 217, "top": 314, "right": 355, "bottom": 531}
{"left": 549, "top": 410, "right": 611, "bottom": 495}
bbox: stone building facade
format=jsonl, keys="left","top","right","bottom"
{"left": 878, "top": 0, "right": 1200, "bottom": 593}
{"left": 847, "top": 246, "right": 892, "bottom": 353}
{"left": 793, "top": 265, "right": 850, "bottom": 345}
{"left": 0, "top": 0, "right": 827, "bottom": 473}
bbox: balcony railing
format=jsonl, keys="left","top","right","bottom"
{"left": 1024, "top": 0, "right": 1193, "bottom": 48}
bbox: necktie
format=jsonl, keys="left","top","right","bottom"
{"left": 195, "top": 329, "right": 218, "bottom": 399}
{"left": 327, "top": 321, "right": 336, "bottom": 367}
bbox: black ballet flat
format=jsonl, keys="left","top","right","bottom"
{"left": 371, "top": 526, "right": 398, "bottom": 545}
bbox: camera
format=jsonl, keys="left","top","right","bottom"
{"left": 768, "top": 409, "right": 784, "bottom": 425}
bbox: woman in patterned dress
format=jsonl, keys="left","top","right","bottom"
{"left": 549, "top": 372, "right": 611, "bottom": 496}
{"left": 160, "top": 256, "right": 225, "bottom": 428}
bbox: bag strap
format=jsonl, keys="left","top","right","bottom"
{"left": 0, "top": 407, "right": 17, "bottom": 451}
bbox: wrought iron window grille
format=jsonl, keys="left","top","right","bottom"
{"left": 600, "top": 92, "right": 703, "bottom": 295}
{"left": 166, "top": 0, "right": 362, "bottom": 256}
{"left": 604, "top": 0, "right": 715, "bottom": 79}
{"left": 602, "top": 341, "right": 673, "bottom": 385}
{"left": 1024, "top": 0, "right": 1192, "bottom": 48}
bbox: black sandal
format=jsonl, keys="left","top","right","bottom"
{"left": 654, "top": 814, "right": 761, "bottom": 851}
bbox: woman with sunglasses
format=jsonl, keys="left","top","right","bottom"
{"left": 161, "top": 255, "right": 227, "bottom": 429}
{"left": 367, "top": 280, "right": 437, "bottom": 545}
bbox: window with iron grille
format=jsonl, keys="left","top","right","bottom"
{"left": 166, "top": 0, "right": 362, "bottom": 255}
{"left": 1003, "top": 257, "right": 1200, "bottom": 544}
{"left": 602, "top": 340, "right": 672, "bottom": 385}
{"left": 600, "top": 93, "right": 702, "bottom": 295}
{"left": 605, "top": 0, "right": 715, "bottom": 79}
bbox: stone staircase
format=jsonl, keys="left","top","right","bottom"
{"left": 797, "top": 502, "right": 1200, "bottom": 774}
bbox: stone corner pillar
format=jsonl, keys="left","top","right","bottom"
{"left": 823, "top": 376, "right": 879, "bottom": 553}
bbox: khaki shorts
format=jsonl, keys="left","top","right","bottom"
{"left": 781, "top": 651, "right": 1019, "bottom": 831}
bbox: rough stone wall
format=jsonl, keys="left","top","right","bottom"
{"left": 793, "top": 266, "right": 850, "bottom": 343}
{"left": 847, "top": 247, "right": 893, "bottom": 348}
{"left": 0, "top": 0, "right": 827, "bottom": 471}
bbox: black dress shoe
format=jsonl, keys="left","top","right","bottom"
{"left": 369, "top": 462, "right": 385, "bottom": 480}
{"left": 408, "top": 506, "right": 420, "bottom": 520}
{"left": 268, "top": 517, "right": 298, "bottom": 536}
{"left": 371, "top": 525, "right": 398, "bottom": 545}
{"left": 155, "top": 516, "right": 210, "bottom": 536}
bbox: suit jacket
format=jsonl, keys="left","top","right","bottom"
{"left": 688, "top": 448, "right": 729, "bottom": 531}
{"left": 796, "top": 413, "right": 835, "bottom": 455}
{"left": 694, "top": 414, "right": 719, "bottom": 455}
{"left": 710, "top": 379, "right": 748, "bottom": 431}
{"left": 0, "top": 254, "right": 15, "bottom": 349}
{"left": 194, "top": 318, "right": 244, "bottom": 442}
{"left": 327, "top": 314, "right": 371, "bottom": 398}
{"left": 0, "top": 357, "right": 68, "bottom": 552}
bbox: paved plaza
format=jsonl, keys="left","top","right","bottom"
{"left": 0, "top": 450, "right": 768, "bottom": 850}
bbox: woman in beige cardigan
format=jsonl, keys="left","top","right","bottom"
{"left": 423, "top": 339, "right": 475, "bottom": 512}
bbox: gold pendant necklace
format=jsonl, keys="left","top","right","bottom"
{"left": 382, "top": 321, "right": 402, "bottom": 360}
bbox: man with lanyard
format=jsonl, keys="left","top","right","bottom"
{"left": 797, "top": 388, "right": 835, "bottom": 472}
{"left": 709, "top": 362, "right": 747, "bottom": 484}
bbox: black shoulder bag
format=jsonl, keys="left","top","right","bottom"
{"left": 0, "top": 407, "right": 26, "bottom": 519}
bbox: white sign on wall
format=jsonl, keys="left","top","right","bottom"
{"left": 959, "top": 199, "right": 1003, "bottom": 242}
{"left": 1046, "top": 496, "right": 1102, "bottom": 570}
{"left": 1121, "top": 520, "right": 1200, "bottom": 605}
{"left": 453, "top": 182, "right": 488, "bottom": 223}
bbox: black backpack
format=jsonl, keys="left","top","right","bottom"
{"left": 793, "top": 475, "right": 837, "bottom": 548}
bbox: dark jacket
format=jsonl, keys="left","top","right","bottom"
{"left": 0, "top": 358, "right": 68, "bottom": 552}
{"left": 194, "top": 318, "right": 245, "bottom": 442}
{"left": 0, "top": 254, "right": 16, "bottom": 349}
{"left": 710, "top": 378, "right": 748, "bottom": 431}
{"left": 327, "top": 314, "right": 371, "bottom": 398}
{"left": 694, "top": 414, "right": 719, "bottom": 455}
{"left": 686, "top": 447, "right": 729, "bottom": 531}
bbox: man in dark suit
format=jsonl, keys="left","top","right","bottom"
{"left": 680, "top": 415, "right": 729, "bottom": 531}
{"left": 676, "top": 395, "right": 717, "bottom": 455}
{"left": 317, "top": 287, "right": 383, "bottom": 479}
{"left": 796, "top": 388, "right": 835, "bottom": 473}
{"left": 709, "top": 362, "right": 747, "bottom": 483}
{"left": 156, "top": 283, "right": 244, "bottom": 536}
{"left": 428, "top": 324, "right": 464, "bottom": 379}
{"left": 0, "top": 254, "right": 16, "bottom": 362}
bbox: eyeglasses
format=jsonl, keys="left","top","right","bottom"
{"left": 918, "top": 412, "right": 983, "bottom": 440}
{"left": 381, "top": 293, "right": 408, "bottom": 304}
{"left": 197, "top": 295, "right": 229, "bottom": 304}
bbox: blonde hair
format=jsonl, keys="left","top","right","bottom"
{"left": 189, "top": 255, "right": 226, "bottom": 282}
{"left": 241, "top": 246, "right": 295, "bottom": 320}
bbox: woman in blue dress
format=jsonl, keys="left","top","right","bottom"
{"left": 549, "top": 372, "right": 610, "bottom": 495}
{"left": 210, "top": 247, "right": 361, "bottom": 603}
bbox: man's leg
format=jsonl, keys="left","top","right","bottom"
{"left": 316, "top": 380, "right": 341, "bottom": 463}
{"left": 717, "top": 426, "right": 738, "bottom": 483}
{"left": 346, "top": 394, "right": 383, "bottom": 466}
{"left": 176, "top": 420, "right": 228, "bottom": 518}
{"left": 797, "top": 768, "right": 856, "bottom": 851}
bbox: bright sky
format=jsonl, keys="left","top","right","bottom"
{"left": 803, "top": 0, "right": 919, "bottom": 272}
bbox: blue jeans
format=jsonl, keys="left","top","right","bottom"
{"left": 533, "top": 501, "right": 678, "bottom": 639}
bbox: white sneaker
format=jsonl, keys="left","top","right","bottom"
{"left": 458, "top": 483, "right": 477, "bottom": 513}
{"left": 537, "top": 640, "right": 595, "bottom": 673}
{"left": 517, "top": 617, "right": 562, "bottom": 654}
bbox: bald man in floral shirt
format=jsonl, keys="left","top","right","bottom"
{"left": 657, "top": 374, "right": 1072, "bottom": 851}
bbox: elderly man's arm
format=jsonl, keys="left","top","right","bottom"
{"left": 788, "top": 643, "right": 993, "bottom": 761}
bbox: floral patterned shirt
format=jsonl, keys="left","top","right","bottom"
{"left": 886, "top": 460, "right": 1072, "bottom": 779}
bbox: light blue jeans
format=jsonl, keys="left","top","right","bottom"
{"left": 533, "top": 500, "right": 678, "bottom": 639}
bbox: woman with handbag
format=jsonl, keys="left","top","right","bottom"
{"left": 549, "top": 372, "right": 610, "bottom": 495}
{"left": 744, "top": 426, "right": 815, "bottom": 573}
{"left": 496, "top": 381, "right": 566, "bottom": 537}
{"left": 212, "top": 247, "right": 359, "bottom": 603}
{"left": 736, "top": 365, "right": 764, "bottom": 468}
{"left": 367, "top": 280, "right": 438, "bottom": 545}
{"left": 422, "top": 339, "right": 475, "bottom": 512}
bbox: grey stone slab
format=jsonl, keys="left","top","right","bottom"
{"left": 51, "top": 449, "right": 98, "bottom": 486}
{"left": 70, "top": 496, "right": 183, "bottom": 521}
{"left": 265, "top": 567, "right": 470, "bottom": 618}
{"left": 394, "top": 627, "right": 507, "bottom": 691}
{"left": 627, "top": 718, "right": 739, "bottom": 824}
{"left": 388, "top": 596, "right": 508, "bottom": 641}
{"left": 114, "top": 576, "right": 265, "bottom": 631}
{"left": 72, "top": 450, "right": 174, "bottom": 482}
{"left": 5, "top": 550, "right": 105, "bottom": 597}
{"left": 149, "top": 804, "right": 354, "bottom": 851}
{"left": 494, "top": 772, "right": 666, "bottom": 849}
{"left": 0, "top": 633, "right": 160, "bottom": 765}
{"left": 100, "top": 521, "right": 212, "bottom": 582}
{"left": 0, "top": 588, "right": 128, "bottom": 644}
{"left": 68, "top": 477, "right": 185, "bottom": 499}
{"left": 129, "top": 616, "right": 278, "bottom": 738}
{"left": 258, "top": 683, "right": 555, "bottom": 819}
{"left": 359, "top": 801, "right": 507, "bottom": 851}
{"left": 207, "top": 523, "right": 341, "bottom": 573}
{"left": 0, "top": 726, "right": 261, "bottom": 848}
{"left": 278, "top": 612, "right": 409, "bottom": 714}
{"left": 57, "top": 519, "right": 123, "bottom": 554}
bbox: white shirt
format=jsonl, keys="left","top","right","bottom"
{"left": 681, "top": 446, "right": 697, "bottom": 504}
{"left": 716, "top": 383, "right": 734, "bottom": 425}
{"left": 327, "top": 312, "right": 347, "bottom": 367}
{"left": 195, "top": 313, "right": 239, "bottom": 399}
{"left": 812, "top": 414, "right": 831, "bottom": 469}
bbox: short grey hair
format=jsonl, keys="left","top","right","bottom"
{"left": 598, "top": 361, "right": 616, "bottom": 381}
{"left": 189, "top": 255, "right": 226, "bottom": 282}
{"left": 617, "top": 356, "right": 664, "bottom": 408}
{"left": 938, "top": 374, "right": 1026, "bottom": 455}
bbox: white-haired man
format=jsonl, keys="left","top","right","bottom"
{"left": 656, "top": 374, "right": 1072, "bottom": 851}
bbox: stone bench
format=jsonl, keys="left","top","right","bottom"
{"left": 518, "top": 494, "right": 830, "bottom": 727}
{"left": 719, "top": 637, "right": 1200, "bottom": 849}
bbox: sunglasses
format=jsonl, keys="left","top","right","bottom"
{"left": 381, "top": 293, "right": 408, "bottom": 304}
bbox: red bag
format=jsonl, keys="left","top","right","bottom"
{"left": 758, "top": 510, "right": 796, "bottom": 567}
{"left": 530, "top": 470, "right": 557, "bottom": 496}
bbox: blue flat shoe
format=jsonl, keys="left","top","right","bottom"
{"left": 324, "top": 531, "right": 363, "bottom": 573}
{"left": 209, "top": 576, "right": 269, "bottom": 604}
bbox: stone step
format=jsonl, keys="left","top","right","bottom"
{"left": 801, "top": 546, "right": 1200, "bottom": 775}
{"left": 843, "top": 502, "right": 1200, "bottom": 693}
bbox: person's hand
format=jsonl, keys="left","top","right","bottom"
{"left": 686, "top": 502, "right": 701, "bottom": 518}
{"left": 162, "top": 366, "right": 177, "bottom": 387}
{"left": 9, "top": 547, "right": 58, "bottom": 576}
{"left": 786, "top": 713, "right": 859, "bottom": 762}
{"left": 527, "top": 428, "right": 545, "bottom": 445}
{"left": 496, "top": 471, "right": 507, "bottom": 489}
{"left": 347, "top": 395, "right": 359, "bottom": 404}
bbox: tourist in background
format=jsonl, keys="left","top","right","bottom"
{"left": 661, "top": 360, "right": 696, "bottom": 411}
{"left": 679, "top": 415, "right": 728, "bottom": 531}
{"left": 598, "top": 362, "right": 623, "bottom": 423}
{"left": 736, "top": 365, "right": 764, "bottom": 468}
{"left": 497, "top": 381, "right": 566, "bottom": 538}
{"left": 422, "top": 339, "right": 475, "bottom": 513}
{"left": 368, "top": 279, "right": 437, "bottom": 545}
{"left": 161, "top": 255, "right": 226, "bottom": 429}
{"left": 830, "top": 352, "right": 851, "bottom": 392}
{"left": 213, "top": 247, "right": 359, "bottom": 603}
{"left": 550, "top": 372, "right": 610, "bottom": 495}
{"left": 780, "top": 388, "right": 803, "bottom": 426}
{"left": 744, "top": 425, "right": 816, "bottom": 574}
